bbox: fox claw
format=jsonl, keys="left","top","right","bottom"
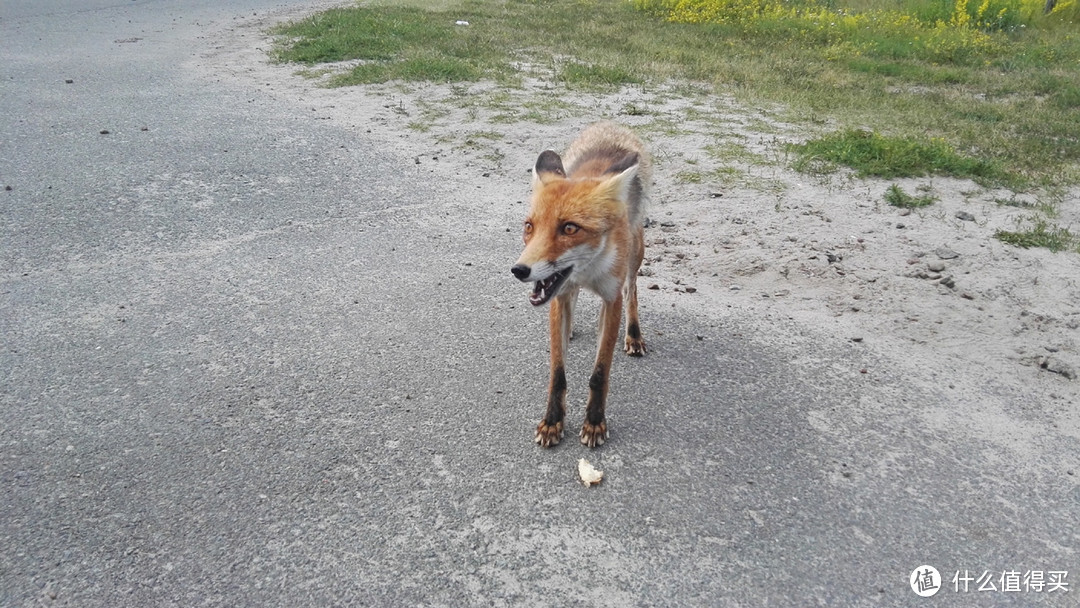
{"left": 535, "top": 420, "right": 564, "bottom": 448}
{"left": 624, "top": 337, "right": 646, "bottom": 356}
{"left": 579, "top": 420, "right": 608, "bottom": 448}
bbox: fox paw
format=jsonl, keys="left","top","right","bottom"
{"left": 579, "top": 420, "right": 608, "bottom": 448}
{"left": 535, "top": 420, "right": 564, "bottom": 448}
{"left": 624, "top": 336, "right": 646, "bottom": 357}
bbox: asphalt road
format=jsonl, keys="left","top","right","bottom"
{"left": 2, "top": 1, "right": 1077, "bottom": 606}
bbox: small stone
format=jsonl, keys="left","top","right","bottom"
{"left": 729, "top": 285, "right": 742, "bottom": 291}
{"left": 898, "top": 207, "right": 911, "bottom": 216}
{"left": 683, "top": 286, "right": 697, "bottom": 293}
{"left": 851, "top": 337, "right": 863, "bottom": 342}
{"left": 927, "top": 261, "right": 945, "bottom": 272}
{"left": 648, "top": 284, "right": 659, "bottom": 290}
{"left": 99, "top": 129, "right": 110, "bottom": 135}
{"left": 939, "top": 275, "right": 956, "bottom": 289}
{"left": 935, "top": 247, "right": 960, "bottom": 260}
{"left": 896, "top": 223, "right": 906, "bottom": 229}
{"left": 1041, "top": 357, "right": 1076, "bottom": 380}
{"left": 955, "top": 211, "right": 976, "bottom": 221}
{"left": 961, "top": 292, "right": 975, "bottom": 300}
{"left": 709, "top": 192, "right": 723, "bottom": 198}
{"left": 65, "top": 79, "right": 74, "bottom": 84}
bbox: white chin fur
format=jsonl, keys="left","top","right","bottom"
{"left": 560, "top": 237, "right": 619, "bottom": 301}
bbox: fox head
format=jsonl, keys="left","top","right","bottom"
{"left": 511, "top": 149, "right": 639, "bottom": 306}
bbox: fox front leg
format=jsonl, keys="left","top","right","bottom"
{"left": 580, "top": 294, "right": 621, "bottom": 448}
{"left": 535, "top": 292, "right": 572, "bottom": 447}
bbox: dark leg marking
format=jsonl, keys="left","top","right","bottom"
{"left": 581, "top": 365, "right": 608, "bottom": 447}
{"left": 546, "top": 365, "right": 567, "bottom": 425}
{"left": 536, "top": 366, "right": 566, "bottom": 447}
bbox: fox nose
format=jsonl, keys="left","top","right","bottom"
{"left": 511, "top": 264, "right": 531, "bottom": 281}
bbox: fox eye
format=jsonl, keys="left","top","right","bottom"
{"left": 561, "top": 222, "right": 580, "bottom": 236}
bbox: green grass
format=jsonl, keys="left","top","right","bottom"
{"left": 270, "top": 0, "right": 1080, "bottom": 187}
{"left": 884, "top": 183, "right": 938, "bottom": 208}
{"left": 995, "top": 219, "right": 1079, "bottom": 252}
{"left": 271, "top": 6, "right": 509, "bottom": 85}
{"left": 791, "top": 129, "right": 1004, "bottom": 181}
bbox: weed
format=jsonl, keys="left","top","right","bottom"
{"left": 995, "top": 218, "right": 1078, "bottom": 252}
{"left": 676, "top": 171, "right": 704, "bottom": 184}
{"left": 884, "top": 183, "right": 937, "bottom": 208}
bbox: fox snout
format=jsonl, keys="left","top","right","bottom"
{"left": 510, "top": 263, "right": 531, "bottom": 282}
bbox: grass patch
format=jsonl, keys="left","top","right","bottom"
{"left": 995, "top": 219, "right": 1079, "bottom": 252}
{"left": 676, "top": 170, "right": 704, "bottom": 184}
{"left": 884, "top": 183, "right": 938, "bottom": 208}
{"left": 559, "top": 63, "right": 643, "bottom": 89}
{"left": 791, "top": 129, "right": 1003, "bottom": 181}
{"left": 271, "top": 0, "right": 1080, "bottom": 186}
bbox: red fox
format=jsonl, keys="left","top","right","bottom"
{"left": 511, "top": 122, "right": 650, "bottom": 448}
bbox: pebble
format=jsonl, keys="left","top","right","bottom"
{"left": 729, "top": 285, "right": 742, "bottom": 291}
{"left": 1040, "top": 357, "right": 1076, "bottom": 380}
{"left": 956, "top": 211, "right": 976, "bottom": 221}
{"left": 927, "top": 261, "right": 946, "bottom": 272}
{"left": 935, "top": 247, "right": 960, "bottom": 260}
{"left": 939, "top": 275, "right": 956, "bottom": 289}
{"left": 898, "top": 208, "right": 911, "bottom": 216}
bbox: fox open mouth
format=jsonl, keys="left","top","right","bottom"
{"left": 529, "top": 267, "right": 572, "bottom": 306}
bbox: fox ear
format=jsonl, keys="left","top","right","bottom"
{"left": 599, "top": 156, "right": 640, "bottom": 203}
{"left": 532, "top": 150, "right": 566, "bottom": 187}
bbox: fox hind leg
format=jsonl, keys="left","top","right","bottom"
{"left": 624, "top": 224, "right": 646, "bottom": 356}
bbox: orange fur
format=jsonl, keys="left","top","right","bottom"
{"left": 511, "top": 122, "right": 650, "bottom": 448}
